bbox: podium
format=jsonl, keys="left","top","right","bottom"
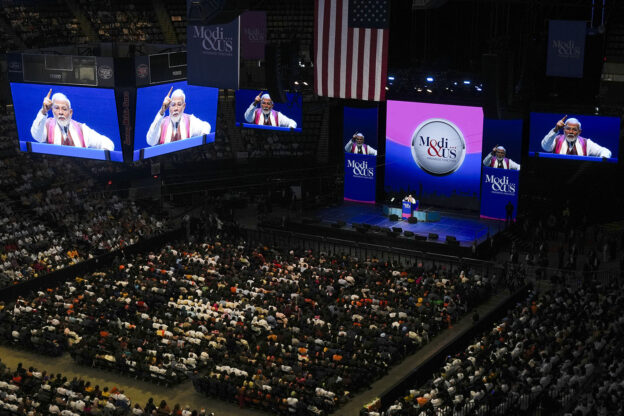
{"left": 402, "top": 201, "right": 413, "bottom": 218}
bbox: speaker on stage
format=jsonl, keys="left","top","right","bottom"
{"left": 407, "top": 217, "right": 418, "bottom": 224}
{"left": 389, "top": 214, "right": 399, "bottom": 221}
{"left": 428, "top": 233, "right": 439, "bottom": 240}
{"left": 392, "top": 227, "right": 403, "bottom": 233}
{"left": 404, "top": 231, "right": 414, "bottom": 237}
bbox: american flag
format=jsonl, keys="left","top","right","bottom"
{"left": 314, "top": 0, "right": 390, "bottom": 101}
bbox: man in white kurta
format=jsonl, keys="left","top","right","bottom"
{"left": 30, "top": 90, "right": 114, "bottom": 151}
{"left": 244, "top": 93, "right": 297, "bottom": 128}
{"left": 541, "top": 116, "right": 611, "bottom": 158}
{"left": 146, "top": 87, "right": 212, "bottom": 146}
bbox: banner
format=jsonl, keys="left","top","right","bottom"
{"left": 480, "top": 119, "right": 522, "bottom": 220}
{"left": 187, "top": 18, "right": 240, "bottom": 89}
{"left": 344, "top": 106, "right": 378, "bottom": 203}
{"left": 240, "top": 11, "right": 266, "bottom": 60}
{"left": 344, "top": 154, "right": 376, "bottom": 203}
{"left": 480, "top": 169, "right": 519, "bottom": 221}
{"left": 546, "top": 20, "right": 586, "bottom": 78}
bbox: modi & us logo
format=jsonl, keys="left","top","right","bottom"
{"left": 410, "top": 118, "right": 466, "bottom": 176}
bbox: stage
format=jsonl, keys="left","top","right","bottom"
{"left": 265, "top": 202, "right": 506, "bottom": 257}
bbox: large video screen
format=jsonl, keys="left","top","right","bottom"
{"left": 385, "top": 101, "right": 483, "bottom": 211}
{"left": 343, "top": 106, "right": 378, "bottom": 203}
{"left": 529, "top": 112, "right": 620, "bottom": 162}
{"left": 480, "top": 119, "right": 522, "bottom": 221}
{"left": 235, "top": 89, "right": 302, "bottom": 132}
{"left": 133, "top": 81, "right": 218, "bottom": 161}
{"left": 10, "top": 82, "right": 122, "bottom": 161}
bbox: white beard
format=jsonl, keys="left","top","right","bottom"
{"left": 496, "top": 156, "right": 504, "bottom": 161}
{"left": 170, "top": 114, "right": 181, "bottom": 123}
{"left": 56, "top": 117, "right": 70, "bottom": 128}
{"left": 262, "top": 109, "right": 271, "bottom": 116}
{"left": 566, "top": 136, "right": 577, "bottom": 143}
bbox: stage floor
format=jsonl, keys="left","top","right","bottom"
{"left": 314, "top": 202, "right": 503, "bottom": 247}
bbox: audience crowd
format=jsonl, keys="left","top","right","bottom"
{"left": 0, "top": 114, "right": 168, "bottom": 288}
{"left": 507, "top": 207, "right": 622, "bottom": 280}
{"left": 0, "top": 235, "right": 490, "bottom": 415}
{"left": 0, "top": 358, "right": 214, "bottom": 416}
{"left": 1, "top": 0, "right": 87, "bottom": 49}
{"left": 368, "top": 281, "right": 624, "bottom": 415}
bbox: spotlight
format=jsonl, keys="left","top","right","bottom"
{"left": 463, "top": 80, "right": 471, "bottom": 85}
{"left": 426, "top": 77, "right": 434, "bottom": 82}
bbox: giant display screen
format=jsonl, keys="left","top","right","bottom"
{"left": 343, "top": 106, "right": 378, "bottom": 203}
{"left": 385, "top": 101, "right": 483, "bottom": 211}
{"left": 529, "top": 112, "right": 620, "bottom": 162}
{"left": 235, "top": 89, "right": 302, "bottom": 132}
{"left": 133, "top": 81, "right": 218, "bottom": 161}
{"left": 480, "top": 119, "right": 522, "bottom": 221}
{"left": 10, "top": 82, "right": 123, "bottom": 161}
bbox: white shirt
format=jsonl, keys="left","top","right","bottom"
{"left": 31, "top": 112, "right": 115, "bottom": 151}
{"left": 146, "top": 112, "right": 211, "bottom": 146}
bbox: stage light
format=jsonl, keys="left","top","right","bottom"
{"left": 417, "top": 88, "right": 422, "bottom": 92}
{"left": 426, "top": 89, "right": 432, "bottom": 93}
{"left": 426, "top": 76, "right": 434, "bottom": 82}
{"left": 475, "top": 86, "right": 482, "bottom": 92}
{"left": 294, "top": 81, "right": 299, "bottom": 85}
{"left": 302, "top": 81, "right": 308, "bottom": 86}
{"left": 388, "top": 76, "right": 395, "bottom": 81}
{"left": 453, "top": 81, "right": 458, "bottom": 86}
{"left": 463, "top": 80, "right": 471, "bottom": 85}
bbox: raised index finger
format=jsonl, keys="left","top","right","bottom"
{"left": 46, "top": 89, "right": 52, "bottom": 99}
{"left": 166, "top": 86, "right": 173, "bottom": 97}
{"left": 561, "top": 115, "right": 567, "bottom": 122}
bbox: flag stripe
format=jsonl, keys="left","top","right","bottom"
{"left": 350, "top": 29, "right": 359, "bottom": 99}
{"left": 371, "top": 29, "right": 381, "bottom": 101}
{"left": 345, "top": 25, "right": 353, "bottom": 99}
{"left": 327, "top": 0, "right": 336, "bottom": 97}
{"left": 314, "top": 0, "right": 388, "bottom": 101}
{"left": 321, "top": 0, "right": 332, "bottom": 98}
{"left": 356, "top": 29, "right": 365, "bottom": 100}
{"left": 315, "top": 0, "right": 324, "bottom": 97}
{"left": 380, "top": 28, "right": 389, "bottom": 101}
{"left": 338, "top": 0, "right": 347, "bottom": 99}
{"left": 361, "top": 28, "right": 371, "bottom": 101}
